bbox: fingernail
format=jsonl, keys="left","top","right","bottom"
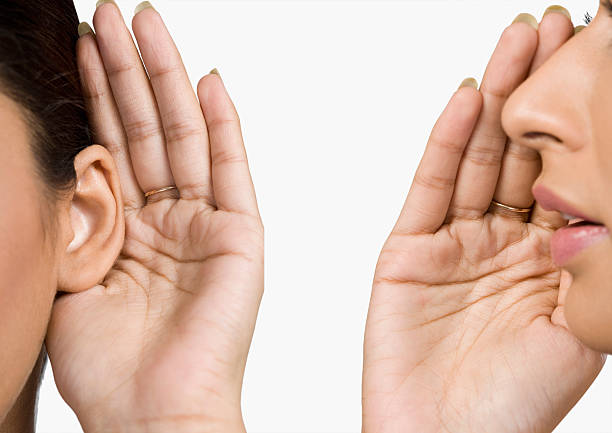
{"left": 210, "top": 68, "right": 220, "bottom": 77}
{"left": 543, "top": 5, "right": 571, "bottom": 21}
{"left": 135, "top": 1, "right": 155, "bottom": 15}
{"left": 458, "top": 77, "right": 478, "bottom": 91}
{"left": 96, "top": 0, "right": 116, "bottom": 8}
{"left": 574, "top": 25, "right": 586, "bottom": 35}
{"left": 78, "top": 22, "right": 93, "bottom": 37}
{"left": 512, "top": 13, "right": 539, "bottom": 30}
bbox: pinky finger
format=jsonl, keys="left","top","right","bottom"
{"left": 198, "top": 71, "right": 259, "bottom": 218}
{"left": 394, "top": 81, "right": 483, "bottom": 235}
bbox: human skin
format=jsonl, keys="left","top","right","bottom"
{"left": 502, "top": 1, "right": 612, "bottom": 354}
{"left": 0, "top": 93, "right": 53, "bottom": 422}
{"left": 0, "top": 91, "right": 124, "bottom": 432}
{"left": 363, "top": 5, "right": 605, "bottom": 433}
{"left": 0, "top": 350, "right": 46, "bottom": 433}
{"left": 44, "top": 2, "right": 263, "bottom": 433}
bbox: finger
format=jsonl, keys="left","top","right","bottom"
{"left": 76, "top": 24, "right": 144, "bottom": 208}
{"left": 551, "top": 270, "right": 572, "bottom": 328}
{"left": 494, "top": 8, "right": 574, "bottom": 210}
{"left": 197, "top": 72, "right": 259, "bottom": 218}
{"left": 447, "top": 15, "right": 538, "bottom": 219}
{"left": 529, "top": 7, "right": 573, "bottom": 75}
{"left": 92, "top": 2, "right": 174, "bottom": 197}
{"left": 491, "top": 143, "right": 541, "bottom": 209}
{"left": 132, "top": 5, "right": 213, "bottom": 203}
{"left": 558, "top": 269, "right": 572, "bottom": 308}
{"left": 530, "top": 205, "right": 567, "bottom": 231}
{"left": 393, "top": 83, "right": 482, "bottom": 235}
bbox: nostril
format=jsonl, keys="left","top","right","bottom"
{"left": 524, "top": 131, "right": 562, "bottom": 143}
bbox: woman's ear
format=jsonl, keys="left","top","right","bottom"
{"left": 57, "top": 144, "right": 125, "bottom": 292}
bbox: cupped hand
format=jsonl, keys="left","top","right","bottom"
{"left": 45, "top": 3, "right": 262, "bottom": 433}
{"left": 363, "top": 10, "right": 605, "bottom": 433}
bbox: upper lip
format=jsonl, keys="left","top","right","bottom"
{"left": 532, "top": 184, "right": 602, "bottom": 223}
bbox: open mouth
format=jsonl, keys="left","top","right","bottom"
{"left": 533, "top": 185, "right": 610, "bottom": 267}
{"left": 561, "top": 212, "right": 605, "bottom": 227}
{"left": 547, "top": 212, "right": 609, "bottom": 267}
{"left": 551, "top": 221, "right": 609, "bottom": 267}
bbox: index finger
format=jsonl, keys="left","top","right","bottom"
{"left": 394, "top": 83, "right": 482, "bottom": 235}
{"left": 493, "top": 7, "right": 574, "bottom": 211}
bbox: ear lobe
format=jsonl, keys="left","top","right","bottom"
{"left": 58, "top": 144, "right": 125, "bottom": 293}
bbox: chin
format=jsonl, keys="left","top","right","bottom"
{"left": 564, "top": 267, "right": 612, "bottom": 354}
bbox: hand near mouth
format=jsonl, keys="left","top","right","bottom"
{"left": 363, "top": 8, "right": 605, "bottom": 433}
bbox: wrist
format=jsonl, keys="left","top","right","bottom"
{"left": 78, "top": 404, "right": 245, "bottom": 433}
{"left": 70, "top": 363, "right": 247, "bottom": 433}
{"left": 82, "top": 416, "right": 246, "bottom": 433}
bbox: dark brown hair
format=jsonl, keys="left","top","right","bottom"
{"left": 0, "top": 0, "right": 90, "bottom": 198}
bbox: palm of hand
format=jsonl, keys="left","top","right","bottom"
{"left": 45, "top": 4, "right": 262, "bottom": 431}
{"left": 365, "top": 215, "right": 603, "bottom": 432}
{"left": 49, "top": 200, "right": 263, "bottom": 423}
{"left": 363, "top": 13, "right": 604, "bottom": 433}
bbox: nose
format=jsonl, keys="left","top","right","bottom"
{"left": 501, "top": 29, "right": 592, "bottom": 153}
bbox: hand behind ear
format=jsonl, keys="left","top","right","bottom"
{"left": 45, "top": 4, "right": 263, "bottom": 433}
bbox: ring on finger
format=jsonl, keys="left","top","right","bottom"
{"left": 144, "top": 185, "right": 179, "bottom": 202}
{"left": 488, "top": 200, "right": 533, "bottom": 222}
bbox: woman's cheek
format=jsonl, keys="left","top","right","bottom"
{"left": 564, "top": 240, "right": 612, "bottom": 353}
{"left": 0, "top": 175, "right": 56, "bottom": 420}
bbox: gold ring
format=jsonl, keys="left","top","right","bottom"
{"left": 488, "top": 199, "right": 532, "bottom": 222}
{"left": 144, "top": 185, "right": 178, "bottom": 198}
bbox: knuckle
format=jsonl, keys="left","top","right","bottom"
{"left": 124, "top": 118, "right": 164, "bottom": 144}
{"left": 207, "top": 116, "right": 239, "bottom": 130}
{"left": 105, "top": 61, "right": 140, "bottom": 79}
{"left": 481, "top": 85, "right": 513, "bottom": 101}
{"left": 413, "top": 172, "right": 455, "bottom": 191}
{"left": 504, "top": 141, "right": 540, "bottom": 162}
{"left": 429, "top": 133, "right": 466, "bottom": 155}
{"left": 149, "top": 65, "right": 183, "bottom": 82}
{"left": 81, "top": 73, "right": 108, "bottom": 101}
{"left": 163, "top": 119, "right": 206, "bottom": 146}
{"left": 96, "top": 126, "right": 127, "bottom": 153}
{"left": 463, "top": 142, "right": 504, "bottom": 167}
{"left": 177, "top": 183, "right": 215, "bottom": 203}
{"left": 212, "top": 149, "right": 246, "bottom": 167}
{"left": 448, "top": 205, "right": 483, "bottom": 220}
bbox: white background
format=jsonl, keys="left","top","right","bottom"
{"left": 36, "top": 1, "right": 612, "bottom": 432}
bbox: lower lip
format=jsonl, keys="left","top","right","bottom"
{"left": 551, "top": 223, "right": 610, "bottom": 267}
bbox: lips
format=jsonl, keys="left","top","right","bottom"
{"left": 550, "top": 222, "right": 609, "bottom": 267}
{"left": 533, "top": 185, "right": 610, "bottom": 267}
